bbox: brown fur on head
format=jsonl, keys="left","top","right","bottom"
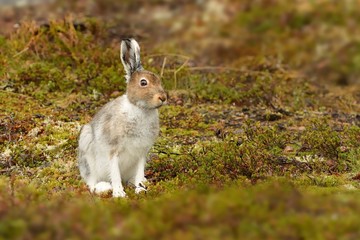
{"left": 127, "top": 70, "right": 167, "bottom": 109}
{"left": 121, "top": 38, "right": 167, "bottom": 109}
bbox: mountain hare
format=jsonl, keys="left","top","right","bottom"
{"left": 78, "top": 38, "right": 167, "bottom": 197}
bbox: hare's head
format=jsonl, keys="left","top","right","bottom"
{"left": 121, "top": 38, "right": 167, "bottom": 109}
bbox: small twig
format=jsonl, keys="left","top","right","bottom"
{"left": 147, "top": 53, "right": 191, "bottom": 60}
{"left": 174, "top": 59, "right": 189, "bottom": 89}
{"left": 160, "top": 57, "right": 167, "bottom": 78}
{"left": 10, "top": 173, "right": 15, "bottom": 206}
{"left": 13, "top": 47, "right": 29, "bottom": 58}
{"left": 13, "top": 31, "right": 41, "bottom": 58}
{"left": 188, "top": 66, "right": 245, "bottom": 72}
{"left": 0, "top": 90, "right": 33, "bottom": 98}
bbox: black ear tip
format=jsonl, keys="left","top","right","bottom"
{"left": 121, "top": 38, "right": 132, "bottom": 50}
{"left": 121, "top": 37, "right": 134, "bottom": 42}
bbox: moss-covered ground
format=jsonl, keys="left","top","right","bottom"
{"left": 0, "top": 1, "right": 360, "bottom": 239}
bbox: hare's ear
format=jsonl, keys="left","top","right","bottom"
{"left": 120, "top": 38, "right": 143, "bottom": 82}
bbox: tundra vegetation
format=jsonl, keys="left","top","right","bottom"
{"left": 0, "top": 1, "right": 359, "bottom": 239}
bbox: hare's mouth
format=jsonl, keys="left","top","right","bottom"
{"left": 154, "top": 103, "right": 164, "bottom": 109}
{"left": 134, "top": 101, "right": 164, "bottom": 110}
{"left": 156, "top": 99, "right": 168, "bottom": 108}
{"left": 132, "top": 97, "right": 167, "bottom": 109}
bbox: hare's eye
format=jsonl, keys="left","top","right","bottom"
{"left": 140, "top": 79, "right": 148, "bottom": 87}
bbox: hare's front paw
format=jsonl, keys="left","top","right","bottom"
{"left": 135, "top": 186, "right": 147, "bottom": 194}
{"left": 113, "top": 189, "right": 126, "bottom": 198}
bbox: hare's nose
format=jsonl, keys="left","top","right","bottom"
{"left": 159, "top": 95, "right": 166, "bottom": 102}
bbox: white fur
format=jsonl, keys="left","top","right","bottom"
{"left": 79, "top": 96, "right": 159, "bottom": 197}
{"left": 94, "top": 182, "right": 112, "bottom": 194}
{"left": 135, "top": 186, "right": 147, "bottom": 194}
{"left": 78, "top": 38, "right": 164, "bottom": 198}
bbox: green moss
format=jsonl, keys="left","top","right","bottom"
{"left": 0, "top": 179, "right": 359, "bottom": 239}
{"left": 1, "top": 3, "right": 360, "bottom": 238}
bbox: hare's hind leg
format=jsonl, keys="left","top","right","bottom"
{"left": 78, "top": 150, "right": 98, "bottom": 192}
{"left": 80, "top": 152, "right": 112, "bottom": 194}
{"left": 78, "top": 124, "right": 98, "bottom": 192}
{"left": 94, "top": 182, "right": 112, "bottom": 194}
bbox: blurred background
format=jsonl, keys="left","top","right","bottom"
{"left": 1, "top": 0, "right": 360, "bottom": 89}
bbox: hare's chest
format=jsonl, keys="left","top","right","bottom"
{"left": 121, "top": 113, "right": 159, "bottom": 147}
{"left": 130, "top": 116, "right": 159, "bottom": 139}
